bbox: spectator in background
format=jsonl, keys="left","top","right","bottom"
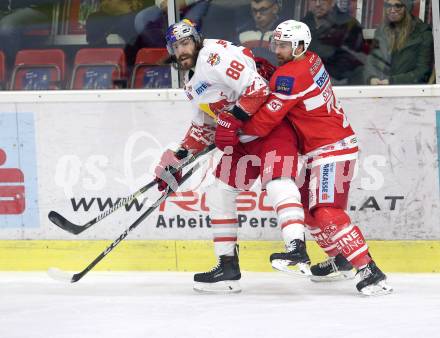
{"left": 0, "top": 0, "right": 61, "bottom": 68}
{"left": 86, "top": 0, "right": 153, "bottom": 46}
{"left": 85, "top": 0, "right": 154, "bottom": 67}
{"left": 134, "top": 0, "right": 210, "bottom": 48}
{"left": 335, "top": 0, "right": 352, "bottom": 15}
{"left": 364, "top": 0, "right": 433, "bottom": 85}
{"left": 235, "top": 0, "right": 284, "bottom": 64}
{"left": 302, "top": 0, "right": 366, "bottom": 85}
{"left": 134, "top": 0, "right": 167, "bottom": 48}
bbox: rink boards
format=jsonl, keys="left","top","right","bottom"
{"left": 0, "top": 87, "right": 439, "bottom": 271}
{"left": 1, "top": 240, "right": 439, "bottom": 272}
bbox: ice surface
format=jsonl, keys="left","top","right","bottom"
{"left": 0, "top": 272, "right": 439, "bottom": 338}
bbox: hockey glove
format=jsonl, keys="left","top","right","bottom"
{"left": 154, "top": 149, "right": 185, "bottom": 191}
{"left": 255, "top": 57, "right": 276, "bottom": 81}
{"left": 215, "top": 112, "right": 243, "bottom": 151}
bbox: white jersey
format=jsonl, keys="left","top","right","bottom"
{"left": 184, "top": 39, "right": 262, "bottom": 126}
{"left": 179, "top": 39, "right": 269, "bottom": 154}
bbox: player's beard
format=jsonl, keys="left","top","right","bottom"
{"left": 178, "top": 50, "right": 198, "bottom": 70}
{"left": 276, "top": 54, "right": 294, "bottom": 66}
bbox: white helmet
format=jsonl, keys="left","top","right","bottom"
{"left": 271, "top": 20, "right": 312, "bottom": 57}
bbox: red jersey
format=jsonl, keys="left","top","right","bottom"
{"left": 243, "top": 51, "right": 357, "bottom": 157}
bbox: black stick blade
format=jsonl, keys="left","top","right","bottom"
{"left": 48, "top": 211, "right": 84, "bottom": 235}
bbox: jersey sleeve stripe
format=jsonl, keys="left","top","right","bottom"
{"left": 309, "top": 151, "right": 359, "bottom": 168}
{"left": 303, "top": 93, "right": 326, "bottom": 111}
{"left": 238, "top": 134, "right": 259, "bottom": 143}
{"left": 272, "top": 83, "right": 318, "bottom": 101}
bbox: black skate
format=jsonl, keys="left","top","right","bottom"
{"left": 310, "top": 254, "right": 356, "bottom": 282}
{"left": 193, "top": 246, "right": 241, "bottom": 293}
{"left": 356, "top": 261, "right": 393, "bottom": 296}
{"left": 270, "top": 239, "right": 311, "bottom": 277}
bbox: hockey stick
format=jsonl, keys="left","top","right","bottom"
{"left": 47, "top": 157, "right": 207, "bottom": 283}
{"left": 48, "top": 144, "right": 216, "bottom": 235}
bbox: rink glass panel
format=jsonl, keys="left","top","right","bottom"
{"left": 0, "top": 0, "right": 437, "bottom": 90}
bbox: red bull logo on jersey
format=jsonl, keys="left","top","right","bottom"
{"left": 207, "top": 53, "right": 221, "bottom": 66}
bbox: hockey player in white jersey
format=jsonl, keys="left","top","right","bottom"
{"left": 154, "top": 19, "right": 310, "bottom": 293}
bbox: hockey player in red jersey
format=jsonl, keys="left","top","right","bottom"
{"left": 234, "top": 20, "right": 392, "bottom": 296}
{"left": 154, "top": 19, "right": 310, "bottom": 293}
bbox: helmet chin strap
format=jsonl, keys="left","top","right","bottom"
{"left": 293, "top": 49, "right": 307, "bottom": 58}
{"left": 291, "top": 41, "right": 307, "bottom": 58}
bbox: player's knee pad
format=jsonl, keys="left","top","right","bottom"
{"left": 266, "top": 178, "right": 301, "bottom": 209}
{"left": 205, "top": 178, "right": 240, "bottom": 217}
{"left": 266, "top": 178, "right": 304, "bottom": 242}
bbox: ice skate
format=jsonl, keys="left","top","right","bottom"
{"left": 310, "top": 254, "right": 356, "bottom": 282}
{"left": 193, "top": 245, "right": 241, "bottom": 293}
{"left": 356, "top": 261, "right": 393, "bottom": 296}
{"left": 270, "top": 239, "right": 311, "bottom": 277}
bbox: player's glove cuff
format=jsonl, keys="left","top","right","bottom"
{"left": 230, "top": 105, "right": 250, "bottom": 121}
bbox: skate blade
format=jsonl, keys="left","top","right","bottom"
{"left": 271, "top": 260, "right": 312, "bottom": 278}
{"left": 193, "top": 280, "right": 242, "bottom": 294}
{"left": 359, "top": 280, "right": 393, "bottom": 297}
{"left": 310, "top": 269, "right": 356, "bottom": 283}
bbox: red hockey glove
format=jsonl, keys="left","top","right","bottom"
{"left": 215, "top": 112, "right": 243, "bottom": 151}
{"left": 154, "top": 149, "right": 184, "bottom": 191}
{"left": 254, "top": 57, "right": 276, "bottom": 81}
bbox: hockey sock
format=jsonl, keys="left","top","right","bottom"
{"left": 308, "top": 226, "right": 340, "bottom": 257}
{"left": 331, "top": 224, "right": 371, "bottom": 268}
{"left": 206, "top": 178, "right": 240, "bottom": 256}
{"left": 266, "top": 178, "right": 305, "bottom": 247}
{"left": 311, "top": 207, "right": 371, "bottom": 267}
